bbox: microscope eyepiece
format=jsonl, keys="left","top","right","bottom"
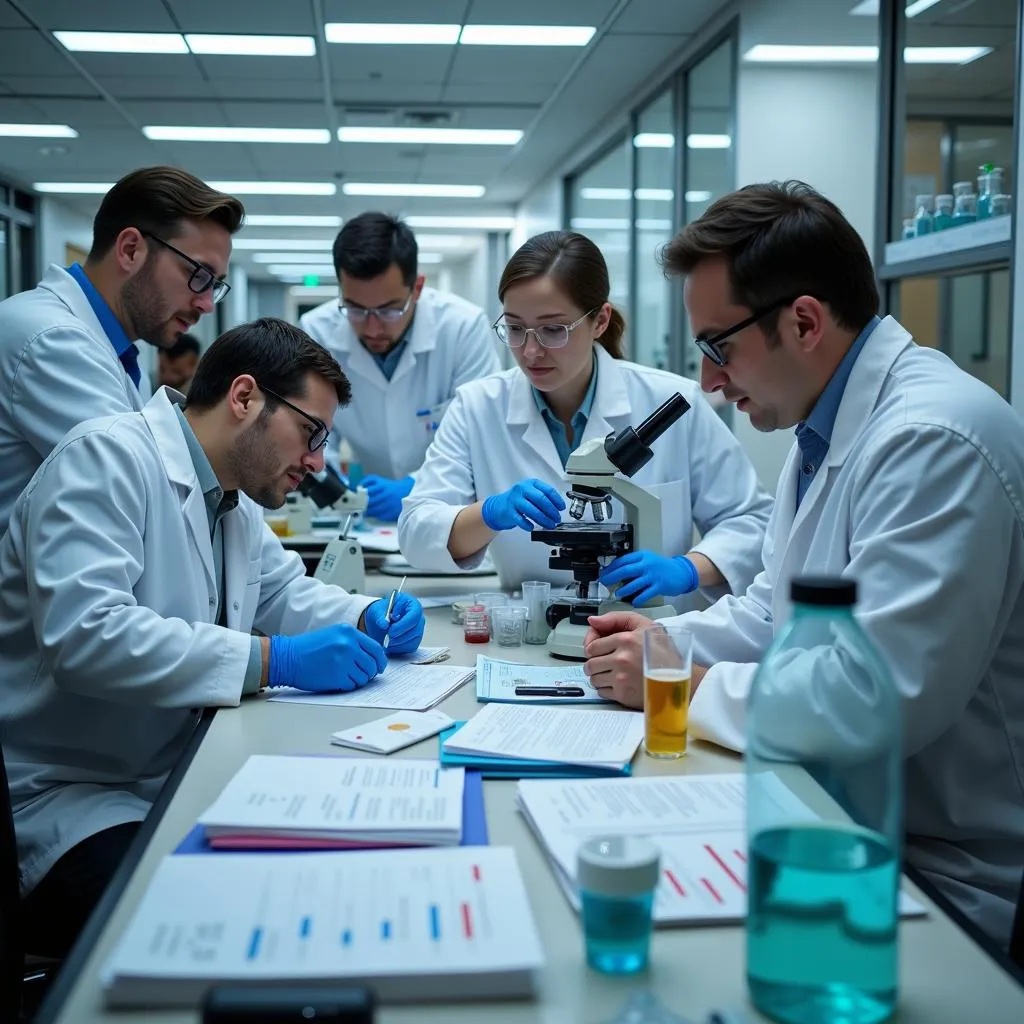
{"left": 604, "top": 392, "right": 691, "bottom": 477}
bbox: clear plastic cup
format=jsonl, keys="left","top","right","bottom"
{"left": 491, "top": 605, "right": 528, "bottom": 647}
{"left": 522, "top": 581, "right": 552, "bottom": 644}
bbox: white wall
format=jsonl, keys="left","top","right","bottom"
{"left": 443, "top": 243, "right": 490, "bottom": 312}
{"left": 734, "top": 63, "right": 879, "bottom": 492}
{"left": 38, "top": 198, "right": 92, "bottom": 270}
{"left": 512, "top": 177, "right": 562, "bottom": 252}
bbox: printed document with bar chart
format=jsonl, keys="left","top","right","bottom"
{"left": 101, "top": 846, "right": 543, "bottom": 1007}
{"left": 516, "top": 773, "right": 926, "bottom": 926}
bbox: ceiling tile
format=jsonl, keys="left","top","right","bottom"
{"left": 463, "top": 0, "right": 619, "bottom": 23}
{"left": 0, "top": 30, "right": 82, "bottom": 77}
{"left": 328, "top": 47, "right": 453, "bottom": 82}
{"left": 0, "top": 5, "right": 28, "bottom": 27}
{"left": 27, "top": 0, "right": 177, "bottom": 31}
{"left": 167, "top": 0, "right": 317, "bottom": 33}
{"left": 608, "top": 0, "right": 724, "bottom": 34}
{"left": 439, "top": 82, "right": 550, "bottom": 105}
{"left": 210, "top": 79, "right": 327, "bottom": 102}
{"left": 197, "top": 55, "right": 322, "bottom": 82}
{"left": 447, "top": 46, "right": 569, "bottom": 85}
{"left": 322, "top": 0, "right": 467, "bottom": 21}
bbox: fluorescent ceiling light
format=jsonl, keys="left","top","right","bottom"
{"left": 325, "top": 23, "right": 460, "bottom": 45}
{"left": 338, "top": 127, "right": 522, "bottom": 145}
{"left": 144, "top": 126, "right": 330, "bottom": 144}
{"left": 580, "top": 187, "right": 673, "bottom": 202}
{"left": 905, "top": 46, "right": 991, "bottom": 63}
{"left": 687, "top": 133, "right": 731, "bottom": 149}
{"left": 686, "top": 190, "right": 713, "bottom": 203}
{"left": 232, "top": 238, "right": 334, "bottom": 250}
{"left": 458, "top": 25, "right": 595, "bottom": 46}
{"left": 243, "top": 215, "right": 342, "bottom": 227}
{"left": 418, "top": 253, "right": 444, "bottom": 264}
{"left": 341, "top": 182, "right": 486, "bottom": 198}
{"left": 745, "top": 43, "right": 990, "bottom": 64}
{"left": 208, "top": 181, "right": 336, "bottom": 195}
{"left": 33, "top": 181, "right": 113, "bottom": 194}
{"left": 289, "top": 285, "right": 341, "bottom": 296}
{"left": 269, "top": 264, "right": 336, "bottom": 276}
{"left": 413, "top": 235, "right": 467, "bottom": 248}
{"left": 637, "top": 188, "right": 673, "bottom": 201}
{"left": 633, "top": 132, "right": 674, "bottom": 148}
{"left": 54, "top": 30, "right": 188, "bottom": 53}
{"left": 184, "top": 34, "right": 315, "bottom": 56}
{"left": 252, "top": 252, "right": 336, "bottom": 263}
{"left": 638, "top": 218, "right": 673, "bottom": 231}
{"left": 570, "top": 217, "right": 630, "bottom": 230}
{"left": 850, "top": 0, "right": 942, "bottom": 16}
{"left": 0, "top": 124, "right": 77, "bottom": 138}
{"left": 905, "top": 0, "right": 943, "bottom": 15}
{"left": 404, "top": 215, "right": 515, "bottom": 230}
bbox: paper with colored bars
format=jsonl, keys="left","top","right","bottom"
{"left": 516, "top": 773, "right": 926, "bottom": 926}
{"left": 101, "top": 846, "right": 543, "bottom": 1007}
{"left": 268, "top": 657, "right": 472, "bottom": 711}
{"left": 196, "top": 756, "right": 464, "bottom": 848}
{"left": 475, "top": 656, "right": 607, "bottom": 704}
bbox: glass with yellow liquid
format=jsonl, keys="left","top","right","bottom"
{"left": 642, "top": 624, "right": 692, "bottom": 759}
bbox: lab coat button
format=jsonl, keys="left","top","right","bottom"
{"left": 233, "top": 601, "right": 239, "bottom": 610}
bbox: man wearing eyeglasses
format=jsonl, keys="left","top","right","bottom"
{"left": 583, "top": 180, "right": 1024, "bottom": 945}
{"left": 0, "top": 165, "right": 244, "bottom": 537}
{"left": 0, "top": 317, "right": 425, "bottom": 957}
{"left": 299, "top": 212, "right": 500, "bottom": 521}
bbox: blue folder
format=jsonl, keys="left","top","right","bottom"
{"left": 174, "top": 768, "right": 488, "bottom": 853}
{"left": 439, "top": 722, "right": 633, "bottom": 780}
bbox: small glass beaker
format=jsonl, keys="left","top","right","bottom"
{"left": 492, "top": 605, "right": 528, "bottom": 647}
{"left": 474, "top": 592, "right": 508, "bottom": 637}
{"left": 522, "top": 581, "right": 552, "bottom": 645}
{"left": 463, "top": 605, "right": 490, "bottom": 644}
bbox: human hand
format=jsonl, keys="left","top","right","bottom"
{"left": 582, "top": 612, "right": 650, "bottom": 708}
{"left": 363, "top": 593, "right": 426, "bottom": 654}
{"left": 601, "top": 551, "right": 699, "bottom": 605}
{"left": 480, "top": 478, "right": 566, "bottom": 532}
{"left": 268, "top": 624, "right": 387, "bottom": 692}
{"left": 362, "top": 474, "right": 415, "bottom": 522}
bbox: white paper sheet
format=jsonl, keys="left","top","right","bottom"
{"left": 268, "top": 661, "right": 474, "bottom": 711}
{"left": 197, "top": 756, "right": 464, "bottom": 844}
{"left": 475, "top": 656, "right": 606, "bottom": 704}
{"left": 516, "top": 774, "right": 927, "bottom": 926}
{"left": 442, "top": 703, "right": 643, "bottom": 768}
{"left": 102, "top": 847, "right": 543, "bottom": 1007}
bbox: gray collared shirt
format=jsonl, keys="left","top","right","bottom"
{"left": 174, "top": 407, "right": 262, "bottom": 692}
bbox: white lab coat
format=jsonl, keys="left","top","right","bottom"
{"left": 0, "top": 388, "right": 374, "bottom": 894}
{"left": 0, "top": 264, "right": 150, "bottom": 536}
{"left": 398, "top": 346, "right": 773, "bottom": 606}
{"left": 673, "top": 315, "right": 1024, "bottom": 942}
{"left": 300, "top": 287, "right": 500, "bottom": 479}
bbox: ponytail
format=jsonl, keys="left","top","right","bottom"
{"left": 598, "top": 306, "right": 626, "bottom": 359}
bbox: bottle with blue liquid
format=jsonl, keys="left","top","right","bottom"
{"left": 746, "top": 576, "right": 902, "bottom": 1024}
{"left": 912, "top": 194, "right": 933, "bottom": 236}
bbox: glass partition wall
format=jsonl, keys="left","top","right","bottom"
{"left": 566, "top": 29, "right": 737, "bottom": 377}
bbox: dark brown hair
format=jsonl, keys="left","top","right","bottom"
{"left": 498, "top": 230, "right": 626, "bottom": 359}
{"left": 88, "top": 166, "right": 245, "bottom": 261}
{"left": 660, "top": 180, "right": 879, "bottom": 344}
{"left": 185, "top": 318, "right": 351, "bottom": 411}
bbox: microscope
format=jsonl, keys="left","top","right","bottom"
{"left": 294, "top": 466, "right": 369, "bottom": 594}
{"left": 531, "top": 392, "right": 691, "bottom": 659}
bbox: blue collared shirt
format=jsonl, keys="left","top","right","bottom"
{"left": 66, "top": 263, "right": 142, "bottom": 387}
{"left": 532, "top": 355, "right": 599, "bottom": 468}
{"left": 369, "top": 316, "right": 414, "bottom": 381}
{"left": 174, "top": 407, "right": 262, "bottom": 693}
{"left": 794, "top": 315, "right": 881, "bottom": 507}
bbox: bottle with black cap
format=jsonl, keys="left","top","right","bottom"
{"left": 745, "top": 575, "right": 902, "bottom": 1024}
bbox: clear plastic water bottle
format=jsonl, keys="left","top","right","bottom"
{"left": 912, "top": 194, "right": 933, "bottom": 235}
{"left": 980, "top": 167, "right": 1004, "bottom": 220}
{"left": 746, "top": 576, "right": 902, "bottom": 1024}
{"left": 977, "top": 164, "right": 992, "bottom": 220}
{"left": 933, "top": 194, "right": 954, "bottom": 231}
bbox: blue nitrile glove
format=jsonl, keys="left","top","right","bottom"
{"left": 481, "top": 478, "right": 566, "bottom": 532}
{"left": 268, "top": 624, "right": 387, "bottom": 692}
{"left": 362, "top": 474, "right": 414, "bottom": 522}
{"left": 600, "top": 551, "right": 700, "bottom": 606}
{"left": 363, "top": 593, "right": 426, "bottom": 655}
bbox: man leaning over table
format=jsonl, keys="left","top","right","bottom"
{"left": 583, "top": 181, "right": 1024, "bottom": 946}
{"left": 0, "top": 317, "right": 425, "bottom": 957}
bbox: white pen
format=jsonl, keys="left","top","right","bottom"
{"left": 382, "top": 575, "right": 407, "bottom": 650}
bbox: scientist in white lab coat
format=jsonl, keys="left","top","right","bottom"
{"left": 300, "top": 212, "right": 500, "bottom": 521}
{"left": 399, "top": 230, "right": 773, "bottom": 607}
{"left": 0, "top": 166, "right": 245, "bottom": 536}
{"left": 584, "top": 181, "right": 1024, "bottom": 943}
{"left": 0, "top": 318, "right": 425, "bottom": 957}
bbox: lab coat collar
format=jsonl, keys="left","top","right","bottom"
{"left": 37, "top": 264, "right": 123, "bottom": 358}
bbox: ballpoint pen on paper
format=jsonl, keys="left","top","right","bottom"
{"left": 382, "top": 575, "right": 407, "bottom": 650}
{"left": 514, "top": 687, "right": 587, "bottom": 697}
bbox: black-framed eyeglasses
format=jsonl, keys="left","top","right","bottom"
{"left": 338, "top": 291, "right": 414, "bottom": 324}
{"left": 259, "top": 386, "right": 330, "bottom": 453}
{"left": 693, "top": 296, "right": 796, "bottom": 367}
{"left": 491, "top": 308, "right": 598, "bottom": 349}
{"left": 142, "top": 231, "right": 231, "bottom": 304}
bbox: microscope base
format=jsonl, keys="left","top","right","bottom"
{"left": 546, "top": 601, "right": 678, "bottom": 661}
{"left": 313, "top": 537, "right": 366, "bottom": 594}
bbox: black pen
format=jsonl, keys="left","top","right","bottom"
{"left": 514, "top": 686, "right": 586, "bottom": 697}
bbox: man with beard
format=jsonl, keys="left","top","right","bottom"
{"left": 0, "top": 166, "right": 244, "bottom": 535}
{"left": 0, "top": 317, "right": 426, "bottom": 956}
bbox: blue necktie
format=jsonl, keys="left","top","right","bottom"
{"left": 120, "top": 345, "right": 141, "bottom": 388}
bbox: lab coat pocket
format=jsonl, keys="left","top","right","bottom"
{"left": 237, "top": 557, "right": 262, "bottom": 633}
{"left": 642, "top": 477, "right": 693, "bottom": 556}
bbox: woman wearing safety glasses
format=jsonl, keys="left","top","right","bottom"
{"left": 398, "top": 230, "right": 773, "bottom": 612}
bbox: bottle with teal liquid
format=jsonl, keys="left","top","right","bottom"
{"left": 746, "top": 576, "right": 902, "bottom": 1024}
